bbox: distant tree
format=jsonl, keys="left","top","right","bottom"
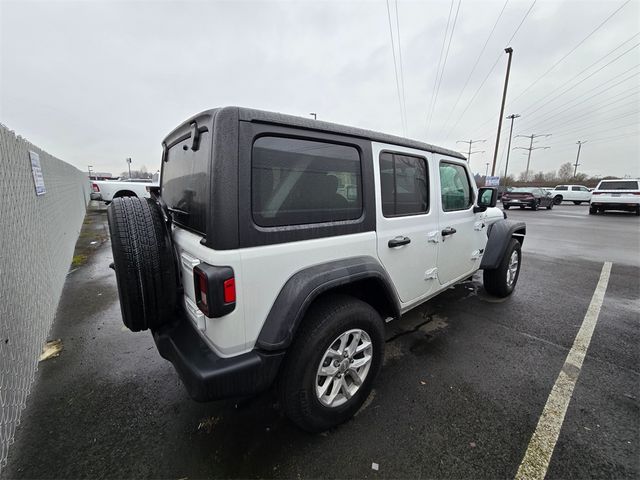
{"left": 557, "top": 162, "right": 573, "bottom": 181}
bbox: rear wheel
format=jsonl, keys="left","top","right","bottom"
{"left": 519, "top": 205, "right": 525, "bottom": 209}
{"left": 573, "top": 201, "right": 581, "bottom": 205}
{"left": 532, "top": 202, "right": 539, "bottom": 211}
{"left": 589, "top": 205, "right": 597, "bottom": 215}
{"left": 503, "top": 205, "right": 510, "bottom": 210}
{"left": 636, "top": 206, "right": 640, "bottom": 216}
{"left": 278, "top": 294, "right": 384, "bottom": 432}
{"left": 483, "top": 238, "right": 521, "bottom": 298}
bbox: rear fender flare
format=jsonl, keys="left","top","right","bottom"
{"left": 480, "top": 220, "right": 526, "bottom": 270}
{"left": 255, "top": 256, "right": 400, "bottom": 351}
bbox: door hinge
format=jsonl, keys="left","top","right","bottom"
{"left": 424, "top": 267, "right": 438, "bottom": 280}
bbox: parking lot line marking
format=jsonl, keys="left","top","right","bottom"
{"left": 515, "top": 261, "right": 612, "bottom": 480}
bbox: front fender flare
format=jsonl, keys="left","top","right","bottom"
{"left": 255, "top": 256, "right": 400, "bottom": 351}
{"left": 480, "top": 219, "right": 526, "bottom": 270}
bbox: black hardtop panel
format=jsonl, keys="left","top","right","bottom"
{"left": 162, "top": 111, "right": 217, "bottom": 148}
{"left": 165, "top": 106, "right": 465, "bottom": 160}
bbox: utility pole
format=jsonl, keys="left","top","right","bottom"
{"left": 573, "top": 140, "right": 587, "bottom": 177}
{"left": 457, "top": 139, "right": 486, "bottom": 166}
{"left": 309, "top": 113, "right": 317, "bottom": 120}
{"left": 513, "top": 134, "right": 551, "bottom": 181}
{"left": 126, "top": 157, "right": 132, "bottom": 179}
{"left": 491, "top": 47, "right": 514, "bottom": 176}
{"left": 87, "top": 165, "right": 93, "bottom": 179}
{"left": 503, "top": 113, "right": 520, "bottom": 187}
{"left": 485, "top": 163, "right": 490, "bottom": 177}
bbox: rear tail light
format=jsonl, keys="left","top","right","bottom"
{"left": 91, "top": 182, "right": 100, "bottom": 192}
{"left": 193, "top": 263, "right": 236, "bottom": 318}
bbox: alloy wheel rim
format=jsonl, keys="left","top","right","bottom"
{"left": 506, "top": 250, "right": 519, "bottom": 287}
{"left": 315, "top": 329, "right": 373, "bottom": 408}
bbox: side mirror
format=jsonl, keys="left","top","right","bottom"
{"left": 474, "top": 187, "right": 497, "bottom": 213}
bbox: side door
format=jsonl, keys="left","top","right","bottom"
{"left": 437, "top": 159, "right": 485, "bottom": 285}
{"left": 373, "top": 143, "right": 440, "bottom": 304}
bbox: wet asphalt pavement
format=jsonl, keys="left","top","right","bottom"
{"left": 2, "top": 203, "right": 639, "bottom": 479}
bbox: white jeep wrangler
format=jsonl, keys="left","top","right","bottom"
{"left": 107, "top": 107, "right": 526, "bottom": 432}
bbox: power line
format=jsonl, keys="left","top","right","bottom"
{"left": 427, "top": 0, "right": 462, "bottom": 136}
{"left": 521, "top": 41, "right": 640, "bottom": 118}
{"left": 426, "top": 0, "right": 455, "bottom": 135}
{"left": 437, "top": 0, "right": 509, "bottom": 137}
{"left": 394, "top": 0, "right": 408, "bottom": 136}
{"left": 524, "top": 89, "right": 640, "bottom": 134}
{"left": 386, "top": 0, "right": 407, "bottom": 136}
{"left": 443, "top": 0, "right": 537, "bottom": 142}
{"left": 547, "top": 110, "right": 640, "bottom": 139}
{"left": 507, "top": 0, "right": 633, "bottom": 106}
{"left": 515, "top": 65, "right": 640, "bottom": 130}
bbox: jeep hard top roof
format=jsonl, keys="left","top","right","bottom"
{"left": 163, "top": 106, "right": 466, "bottom": 161}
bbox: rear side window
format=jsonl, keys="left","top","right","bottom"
{"left": 252, "top": 136, "right": 362, "bottom": 227}
{"left": 161, "top": 131, "right": 210, "bottom": 234}
{"left": 556, "top": 186, "right": 568, "bottom": 191}
{"left": 598, "top": 180, "right": 639, "bottom": 190}
{"left": 439, "top": 162, "right": 473, "bottom": 211}
{"left": 571, "top": 186, "right": 581, "bottom": 191}
{"left": 379, "top": 152, "right": 428, "bottom": 216}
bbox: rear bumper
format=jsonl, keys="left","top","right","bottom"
{"left": 502, "top": 200, "right": 535, "bottom": 207}
{"left": 152, "top": 315, "right": 285, "bottom": 401}
{"left": 90, "top": 192, "right": 103, "bottom": 201}
{"left": 591, "top": 201, "right": 639, "bottom": 211}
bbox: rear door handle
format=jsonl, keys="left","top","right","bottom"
{"left": 388, "top": 236, "right": 411, "bottom": 248}
{"left": 441, "top": 227, "right": 457, "bottom": 237}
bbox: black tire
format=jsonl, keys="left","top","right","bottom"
{"left": 531, "top": 202, "right": 539, "bottom": 211}
{"left": 278, "top": 294, "right": 384, "bottom": 432}
{"left": 635, "top": 206, "right": 640, "bottom": 216}
{"left": 107, "top": 197, "right": 177, "bottom": 332}
{"left": 573, "top": 201, "right": 581, "bottom": 205}
{"left": 554, "top": 195, "right": 563, "bottom": 205}
{"left": 589, "top": 205, "right": 597, "bottom": 215}
{"left": 483, "top": 238, "right": 522, "bottom": 298}
{"left": 503, "top": 205, "right": 510, "bottom": 210}
{"left": 546, "top": 202, "right": 553, "bottom": 210}
{"left": 519, "top": 205, "right": 525, "bottom": 209}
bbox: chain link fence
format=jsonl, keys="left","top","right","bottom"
{"left": 0, "top": 124, "right": 89, "bottom": 469}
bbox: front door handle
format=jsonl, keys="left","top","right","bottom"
{"left": 441, "top": 227, "right": 457, "bottom": 238}
{"left": 388, "top": 236, "right": 411, "bottom": 248}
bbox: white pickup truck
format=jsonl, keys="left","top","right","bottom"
{"left": 90, "top": 179, "right": 158, "bottom": 203}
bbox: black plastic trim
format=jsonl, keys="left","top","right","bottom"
{"left": 153, "top": 316, "right": 284, "bottom": 401}
{"left": 480, "top": 220, "right": 527, "bottom": 270}
{"left": 256, "top": 256, "right": 400, "bottom": 351}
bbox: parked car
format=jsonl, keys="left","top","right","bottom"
{"left": 550, "top": 184, "right": 592, "bottom": 204}
{"left": 90, "top": 179, "right": 158, "bottom": 203}
{"left": 501, "top": 187, "right": 554, "bottom": 210}
{"left": 589, "top": 179, "right": 640, "bottom": 215}
{"left": 106, "top": 107, "right": 526, "bottom": 432}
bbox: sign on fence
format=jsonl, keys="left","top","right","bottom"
{"left": 29, "top": 151, "right": 46, "bottom": 195}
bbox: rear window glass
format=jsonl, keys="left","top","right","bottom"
{"left": 252, "top": 136, "right": 362, "bottom": 227}
{"left": 161, "top": 131, "right": 210, "bottom": 234}
{"left": 598, "top": 181, "right": 638, "bottom": 190}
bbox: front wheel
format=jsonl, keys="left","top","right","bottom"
{"left": 589, "top": 205, "right": 597, "bottom": 215}
{"left": 483, "top": 238, "right": 522, "bottom": 298}
{"left": 503, "top": 205, "right": 510, "bottom": 210}
{"left": 573, "top": 201, "right": 582, "bottom": 205}
{"left": 546, "top": 202, "right": 553, "bottom": 210}
{"left": 531, "top": 202, "right": 539, "bottom": 211}
{"left": 278, "top": 294, "right": 384, "bottom": 432}
{"left": 554, "top": 195, "right": 563, "bottom": 205}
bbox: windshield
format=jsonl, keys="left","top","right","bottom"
{"left": 598, "top": 180, "right": 638, "bottom": 190}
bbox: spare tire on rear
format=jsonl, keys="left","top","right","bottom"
{"left": 107, "top": 197, "right": 177, "bottom": 331}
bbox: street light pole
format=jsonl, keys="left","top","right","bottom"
{"left": 310, "top": 113, "right": 317, "bottom": 120}
{"left": 491, "top": 47, "right": 514, "bottom": 176}
{"left": 573, "top": 140, "right": 587, "bottom": 177}
{"left": 126, "top": 157, "right": 132, "bottom": 179}
{"left": 485, "top": 163, "right": 490, "bottom": 177}
{"left": 503, "top": 114, "right": 520, "bottom": 187}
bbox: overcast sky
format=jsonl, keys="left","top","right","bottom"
{"left": 1, "top": 0, "right": 639, "bottom": 179}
